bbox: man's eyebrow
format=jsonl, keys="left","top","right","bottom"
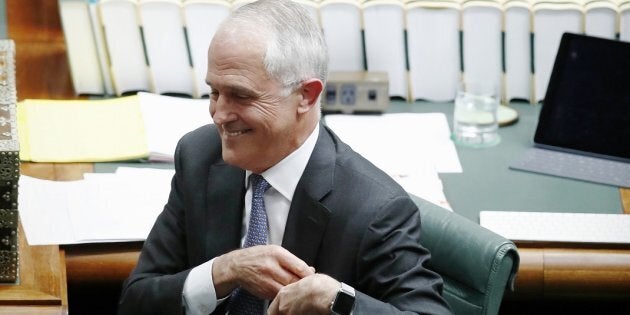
{"left": 215, "top": 84, "right": 259, "bottom": 97}
{"left": 228, "top": 85, "right": 256, "bottom": 95}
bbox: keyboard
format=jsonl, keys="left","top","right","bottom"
{"left": 480, "top": 211, "right": 630, "bottom": 244}
{"left": 509, "top": 148, "right": 630, "bottom": 188}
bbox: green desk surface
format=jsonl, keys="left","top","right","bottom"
{"left": 95, "top": 100, "right": 622, "bottom": 223}
{"left": 386, "top": 101, "right": 622, "bottom": 222}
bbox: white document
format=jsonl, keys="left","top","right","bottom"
{"left": 18, "top": 176, "right": 80, "bottom": 245}
{"left": 324, "top": 113, "right": 462, "bottom": 209}
{"left": 73, "top": 168, "right": 174, "bottom": 241}
{"left": 363, "top": 1, "right": 408, "bottom": 99}
{"left": 532, "top": 1, "right": 583, "bottom": 102}
{"left": 87, "top": 0, "right": 115, "bottom": 95}
{"left": 138, "top": 92, "right": 212, "bottom": 161}
{"left": 183, "top": 0, "right": 231, "bottom": 98}
{"left": 320, "top": 1, "right": 365, "bottom": 71}
{"left": 504, "top": 1, "right": 532, "bottom": 102}
{"left": 391, "top": 171, "right": 452, "bottom": 210}
{"left": 584, "top": 1, "right": 618, "bottom": 40}
{"left": 139, "top": 0, "right": 196, "bottom": 96}
{"left": 99, "top": 0, "right": 151, "bottom": 95}
{"left": 325, "top": 113, "right": 462, "bottom": 173}
{"left": 621, "top": 4, "right": 630, "bottom": 42}
{"left": 406, "top": 4, "right": 461, "bottom": 102}
{"left": 19, "top": 168, "right": 175, "bottom": 245}
{"left": 461, "top": 3, "right": 503, "bottom": 97}
{"left": 59, "top": 0, "right": 107, "bottom": 95}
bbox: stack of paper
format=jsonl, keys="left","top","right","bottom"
{"left": 138, "top": 92, "right": 211, "bottom": 162}
{"left": 17, "top": 92, "right": 211, "bottom": 163}
{"left": 324, "top": 113, "right": 462, "bottom": 210}
{"left": 18, "top": 167, "right": 175, "bottom": 245}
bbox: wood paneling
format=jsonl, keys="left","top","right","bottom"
{"left": 7, "top": 0, "right": 75, "bottom": 100}
{"left": 20, "top": 163, "right": 93, "bottom": 181}
{"left": 621, "top": 188, "right": 630, "bottom": 214}
{"left": 511, "top": 247, "right": 630, "bottom": 300}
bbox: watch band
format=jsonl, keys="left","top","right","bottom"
{"left": 330, "top": 282, "right": 356, "bottom": 315}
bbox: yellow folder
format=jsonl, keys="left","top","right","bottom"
{"left": 17, "top": 96, "right": 149, "bottom": 162}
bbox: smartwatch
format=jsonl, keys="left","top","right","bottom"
{"left": 330, "top": 282, "right": 355, "bottom": 315}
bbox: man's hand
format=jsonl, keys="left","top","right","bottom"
{"left": 268, "top": 273, "right": 340, "bottom": 315}
{"left": 212, "top": 245, "right": 315, "bottom": 300}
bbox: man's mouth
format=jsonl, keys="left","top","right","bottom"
{"left": 223, "top": 128, "right": 251, "bottom": 137}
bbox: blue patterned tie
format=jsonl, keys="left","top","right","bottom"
{"left": 229, "top": 174, "right": 271, "bottom": 314}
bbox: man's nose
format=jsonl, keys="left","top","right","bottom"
{"left": 210, "top": 95, "right": 235, "bottom": 125}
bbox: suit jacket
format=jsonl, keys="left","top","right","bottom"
{"left": 118, "top": 123, "right": 452, "bottom": 315}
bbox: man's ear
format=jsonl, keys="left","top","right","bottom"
{"left": 297, "top": 78, "right": 324, "bottom": 114}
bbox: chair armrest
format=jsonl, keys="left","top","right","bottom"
{"left": 410, "top": 194, "right": 520, "bottom": 315}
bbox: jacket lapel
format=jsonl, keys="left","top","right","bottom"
{"left": 282, "top": 124, "right": 335, "bottom": 266}
{"left": 206, "top": 162, "right": 245, "bottom": 258}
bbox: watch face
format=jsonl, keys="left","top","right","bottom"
{"left": 332, "top": 291, "right": 355, "bottom": 315}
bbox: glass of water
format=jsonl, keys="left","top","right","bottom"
{"left": 452, "top": 80, "right": 500, "bottom": 148}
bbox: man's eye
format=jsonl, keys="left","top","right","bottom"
{"left": 234, "top": 94, "right": 250, "bottom": 100}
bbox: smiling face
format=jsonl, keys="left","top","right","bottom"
{"left": 207, "top": 27, "right": 315, "bottom": 173}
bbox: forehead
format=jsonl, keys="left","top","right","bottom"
{"left": 206, "top": 27, "right": 271, "bottom": 88}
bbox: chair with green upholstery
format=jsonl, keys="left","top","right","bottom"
{"left": 410, "top": 194, "right": 520, "bottom": 315}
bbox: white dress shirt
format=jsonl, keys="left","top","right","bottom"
{"left": 183, "top": 124, "right": 320, "bottom": 315}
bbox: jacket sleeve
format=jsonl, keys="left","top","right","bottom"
{"left": 352, "top": 195, "right": 453, "bottom": 315}
{"left": 117, "top": 142, "right": 191, "bottom": 315}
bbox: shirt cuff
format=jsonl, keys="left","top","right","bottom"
{"left": 183, "top": 258, "right": 227, "bottom": 315}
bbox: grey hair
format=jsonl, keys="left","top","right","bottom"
{"left": 226, "top": 0, "right": 328, "bottom": 93}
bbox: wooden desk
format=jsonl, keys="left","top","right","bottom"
{"left": 0, "top": 224, "right": 68, "bottom": 315}
{"left": 19, "top": 162, "right": 630, "bottom": 302}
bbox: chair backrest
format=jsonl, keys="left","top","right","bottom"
{"left": 410, "top": 194, "right": 520, "bottom": 315}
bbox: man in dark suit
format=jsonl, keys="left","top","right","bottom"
{"left": 118, "top": 0, "right": 451, "bottom": 314}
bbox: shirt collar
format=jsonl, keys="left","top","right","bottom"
{"left": 245, "top": 124, "right": 319, "bottom": 201}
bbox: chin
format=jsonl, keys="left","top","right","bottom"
{"left": 221, "top": 147, "right": 238, "bottom": 165}
{"left": 220, "top": 150, "right": 249, "bottom": 170}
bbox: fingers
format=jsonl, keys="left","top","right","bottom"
{"left": 213, "top": 245, "right": 315, "bottom": 300}
{"left": 241, "top": 246, "right": 314, "bottom": 301}
{"left": 258, "top": 245, "right": 314, "bottom": 288}
{"left": 268, "top": 292, "right": 281, "bottom": 315}
{"left": 274, "top": 247, "right": 316, "bottom": 279}
{"left": 268, "top": 274, "right": 340, "bottom": 315}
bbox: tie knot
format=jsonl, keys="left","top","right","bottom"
{"left": 250, "top": 174, "right": 270, "bottom": 194}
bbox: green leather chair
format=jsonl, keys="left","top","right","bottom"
{"left": 410, "top": 194, "right": 520, "bottom": 315}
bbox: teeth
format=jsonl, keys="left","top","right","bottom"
{"left": 225, "top": 129, "right": 246, "bottom": 137}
